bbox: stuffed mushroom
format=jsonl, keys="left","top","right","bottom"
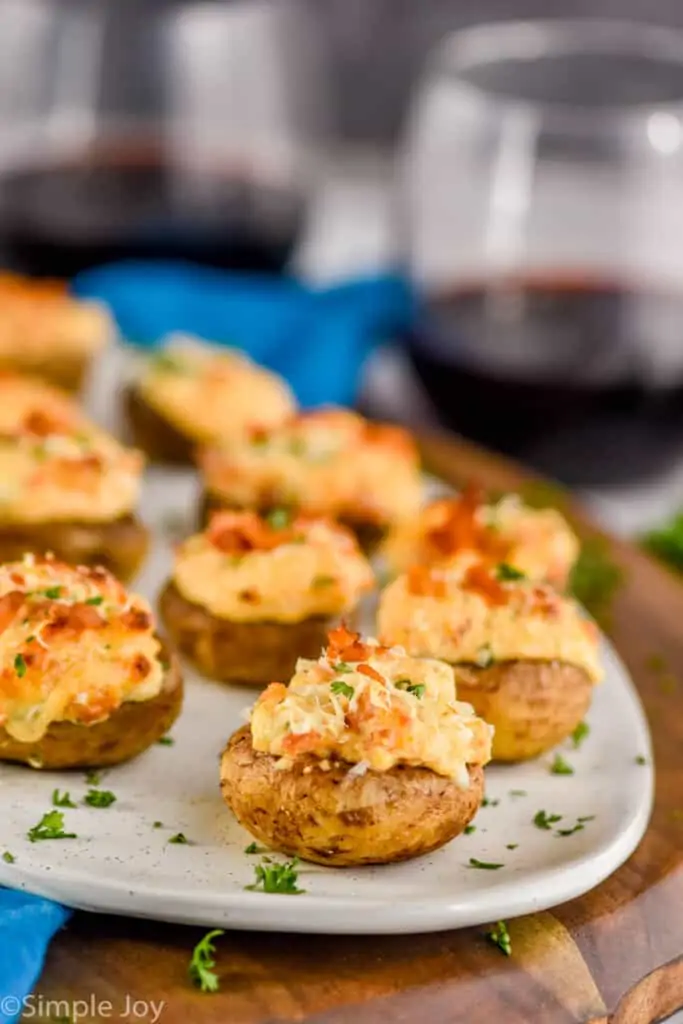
{"left": 125, "top": 335, "right": 296, "bottom": 463}
{"left": 378, "top": 553, "right": 602, "bottom": 762}
{"left": 382, "top": 485, "right": 579, "bottom": 590}
{"left": 159, "top": 510, "right": 374, "bottom": 685}
{"left": 0, "top": 274, "right": 111, "bottom": 391}
{"left": 0, "top": 554, "right": 183, "bottom": 769}
{"left": 220, "top": 625, "right": 492, "bottom": 865}
{"left": 0, "top": 376, "right": 148, "bottom": 581}
{"left": 198, "top": 407, "right": 423, "bottom": 553}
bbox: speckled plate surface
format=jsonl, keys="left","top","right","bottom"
{"left": 0, "top": 453, "right": 654, "bottom": 934}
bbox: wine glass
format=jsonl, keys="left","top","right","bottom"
{"left": 0, "top": 0, "right": 327, "bottom": 277}
{"left": 400, "top": 20, "right": 683, "bottom": 484}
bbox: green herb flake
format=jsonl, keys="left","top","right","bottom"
{"left": 2, "top": 851, "right": 15, "bottom": 864}
{"left": 246, "top": 858, "right": 304, "bottom": 894}
{"left": 395, "top": 679, "right": 426, "bottom": 699}
{"left": 84, "top": 789, "right": 116, "bottom": 809}
{"left": 168, "top": 832, "right": 190, "bottom": 845}
{"left": 506, "top": 843, "right": 518, "bottom": 850}
{"left": 635, "top": 755, "right": 648, "bottom": 766}
{"left": 52, "top": 789, "right": 76, "bottom": 809}
{"left": 534, "top": 810, "right": 562, "bottom": 830}
{"left": 509, "top": 790, "right": 527, "bottom": 798}
{"left": 157, "top": 736, "right": 175, "bottom": 746}
{"left": 334, "top": 662, "right": 353, "bottom": 674}
{"left": 330, "top": 680, "right": 354, "bottom": 700}
{"left": 550, "top": 754, "right": 574, "bottom": 776}
{"left": 481, "top": 797, "right": 500, "bottom": 808}
{"left": 641, "top": 513, "right": 683, "bottom": 574}
{"left": 463, "top": 825, "right": 476, "bottom": 836}
{"left": 556, "top": 823, "right": 585, "bottom": 837}
{"left": 495, "top": 563, "right": 526, "bottom": 582}
{"left": 85, "top": 769, "right": 102, "bottom": 785}
{"left": 312, "top": 574, "right": 336, "bottom": 588}
{"left": 266, "top": 507, "right": 291, "bottom": 530}
{"left": 468, "top": 857, "right": 503, "bottom": 870}
{"left": 153, "top": 821, "right": 164, "bottom": 829}
{"left": 43, "top": 586, "right": 63, "bottom": 600}
{"left": 244, "top": 842, "right": 266, "bottom": 855}
{"left": 485, "top": 920, "right": 512, "bottom": 956}
{"left": 188, "top": 928, "right": 224, "bottom": 993}
{"left": 28, "top": 810, "right": 77, "bottom": 842}
{"left": 13, "top": 653, "right": 26, "bottom": 678}
{"left": 84, "top": 595, "right": 104, "bottom": 606}
{"left": 571, "top": 721, "right": 590, "bottom": 749}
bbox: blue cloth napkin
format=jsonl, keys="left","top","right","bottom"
{"left": 0, "top": 261, "right": 415, "bottom": 1017}
{"left": 73, "top": 261, "right": 415, "bottom": 406}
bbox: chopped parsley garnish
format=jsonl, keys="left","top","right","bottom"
{"left": 475, "top": 644, "right": 494, "bottom": 668}
{"left": 334, "top": 662, "right": 353, "bottom": 673}
{"left": 556, "top": 823, "right": 585, "bottom": 837}
{"left": 641, "top": 513, "right": 683, "bottom": 574}
{"left": 534, "top": 810, "right": 562, "bottom": 830}
{"left": 485, "top": 920, "right": 511, "bottom": 956}
{"left": 550, "top": 754, "right": 574, "bottom": 775}
{"left": 246, "top": 858, "right": 304, "bottom": 894}
{"left": 188, "top": 928, "right": 224, "bottom": 993}
{"left": 312, "top": 574, "right": 336, "bottom": 588}
{"left": 635, "top": 755, "right": 648, "bottom": 765}
{"left": 28, "top": 810, "right": 77, "bottom": 842}
{"left": 85, "top": 769, "right": 102, "bottom": 785}
{"left": 496, "top": 563, "right": 526, "bottom": 581}
{"left": 153, "top": 821, "right": 164, "bottom": 829}
{"left": 13, "top": 653, "right": 26, "bottom": 678}
{"left": 571, "top": 721, "right": 590, "bottom": 749}
{"left": 481, "top": 797, "right": 499, "bottom": 808}
{"left": 244, "top": 842, "right": 265, "bottom": 854}
{"left": 43, "top": 586, "right": 63, "bottom": 600}
{"left": 464, "top": 825, "right": 476, "bottom": 835}
{"left": 157, "top": 736, "right": 175, "bottom": 746}
{"left": 84, "top": 789, "right": 116, "bottom": 808}
{"left": 506, "top": 843, "right": 518, "bottom": 850}
{"left": 52, "top": 789, "right": 76, "bottom": 808}
{"left": 330, "top": 680, "right": 354, "bottom": 700}
{"left": 266, "top": 507, "right": 291, "bottom": 530}
{"left": 84, "top": 595, "right": 104, "bottom": 606}
{"left": 395, "top": 679, "right": 426, "bottom": 699}
{"left": 2, "top": 851, "right": 15, "bottom": 864}
{"left": 468, "top": 858, "right": 503, "bottom": 870}
{"left": 569, "top": 538, "right": 624, "bottom": 627}
{"left": 509, "top": 790, "right": 527, "bottom": 798}
{"left": 168, "top": 832, "right": 189, "bottom": 844}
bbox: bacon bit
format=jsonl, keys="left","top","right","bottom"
{"left": 461, "top": 562, "right": 509, "bottom": 607}
{"left": 281, "top": 730, "right": 324, "bottom": 756}
{"left": 29, "top": 453, "right": 104, "bottom": 493}
{"left": 346, "top": 690, "right": 411, "bottom": 748}
{"left": 68, "top": 688, "right": 120, "bottom": 723}
{"left": 8, "top": 571, "right": 25, "bottom": 587}
{"left": 130, "top": 654, "right": 151, "bottom": 682}
{"left": 422, "top": 486, "right": 510, "bottom": 563}
{"left": 0, "top": 592, "right": 26, "bottom": 634}
{"left": 363, "top": 420, "right": 417, "bottom": 460}
{"left": 582, "top": 619, "right": 599, "bottom": 642}
{"left": 120, "top": 607, "right": 152, "bottom": 631}
{"left": 528, "top": 586, "right": 562, "bottom": 617}
{"left": 407, "top": 565, "right": 448, "bottom": 598}
{"left": 258, "top": 682, "right": 287, "bottom": 706}
{"left": 325, "top": 623, "right": 384, "bottom": 664}
{"left": 207, "top": 510, "right": 296, "bottom": 554}
{"left": 22, "top": 409, "right": 74, "bottom": 437}
{"left": 43, "top": 603, "right": 106, "bottom": 641}
{"left": 238, "top": 588, "right": 260, "bottom": 605}
{"left": 358, "top": 664, "right": 386, "bottom": 685}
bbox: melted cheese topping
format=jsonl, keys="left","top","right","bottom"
{"left": 383, "top": 488, "right": 579, "bottom": 589}
{"left": 378, "top": 553, "right": 603, "bottom": 683}
{"left": 137, "top": 336, "right": 296, "bottom": 443}
{"left": 200, "top": 407, "right": 422, "bottom": 526}
{"left": 173, "top": 511, "right": 374, "bottom": 623}
{"left": 0, "top": 274, "right": 110, "bottom": 359}
{"left": 0, "top": 373, "right": 86, "bottom": 437}
{"left": 250, "top": 625, "right": 493, "bottom": 780}
{"left": 0, "top": 555, "right": 164, "bottom": 743}
{"left": 0, "top": 421, "right": 144, "bottom": 524}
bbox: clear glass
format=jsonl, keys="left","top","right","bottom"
{"left": 0, "top": 0, "right": 327, "bottom": 276}
{"left": 400, "top": 20, "right": 683, "bottom": 482}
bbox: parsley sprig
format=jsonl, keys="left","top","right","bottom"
{"left": 188, "top": 929, "right": 225, "bottom": 993}
{"left": 52, "top": 789, "right": 76, "bottom": 808}
{"left": 330, "top": 680, "right": 354, "bottom": 700}
{"left": 28, "top": 810, "right": 77, "bottom": 842}
{"left": 468, "top": 857, "right": 503, "bottom": 870}
{"left": 485, "top": 920, "right": 512, "bottom": 956}
{"left": 395, "top": 679, "right": 426, "bottom": 699}
{"left": 570, "top": 721, "right": 590, "bottom": 749}
{"left": 246, "top": 858, "right": 304, "bottom": 894}
{"left": 533, "top": 810, "right": 562, "bottom": 830}
{"left": 495, "top": 563, "right": 526, "bottom": 582}
{"left": 550, "top": 754, "right": 574, "bottom": 775}
{"left": 84, "top": 789, "right": 116, "bottom": 809}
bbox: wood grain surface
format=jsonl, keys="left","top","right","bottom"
{"left": 27, "top": 433, "right": 683, "bottom": 1024}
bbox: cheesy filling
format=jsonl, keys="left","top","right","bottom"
{"left": 378, "top": 553, "right": 603, "bottom": 683}
{"left": 250, "top": 625, "right": 493, "bottom": 780}
{"left": 173, "top": 511, "right": 374, "bottom": 623}
{"left": 0, "top": 373, "right": 87, "bottom": 437}
{"left": 383, "top": 488, "right": 579, "bottom": 588}
{"left": 200, "top": 408, "right": 422, "bottom": 526}
{"left": 137, "top": 336, "right": 296, "bottom": 443}
{"left": 0, "top": 556, "right": 164, "bottom": 743}
{"left": 0, "top": 274, "right": 110, "bottom": 359}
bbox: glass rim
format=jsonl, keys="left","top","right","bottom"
{"left": 432, "top": 18, "right": 683, "bottom": 123}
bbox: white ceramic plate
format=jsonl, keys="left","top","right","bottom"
{"left": 0, "top": 461, "right": 654, "bottom": 934}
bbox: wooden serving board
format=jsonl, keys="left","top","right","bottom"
{"left": 29, "top": 434, "right": 683, "bottom": 1024}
